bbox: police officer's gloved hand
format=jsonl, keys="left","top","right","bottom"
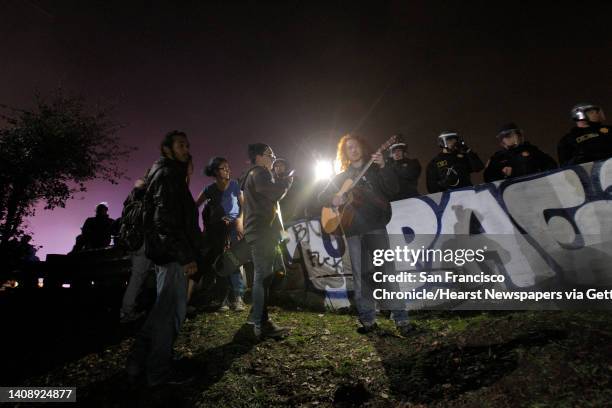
{"left": 459, "top": 141, "right": 471, "bottom": 153}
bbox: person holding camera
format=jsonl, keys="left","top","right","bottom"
{"left": 426, "top": 131, "right": 484, "bottom": 193}
{"left": 236, "top": 143, "right": 293, "bottom": 343}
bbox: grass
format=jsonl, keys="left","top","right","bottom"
{"left": 19, "top": 308, "right": 612, "bottom": 407}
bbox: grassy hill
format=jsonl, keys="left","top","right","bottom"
{"left": 21, "top": 308, "right": 612, "bottom": 407}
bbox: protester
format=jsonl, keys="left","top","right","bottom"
{"left": 195, "top": 156, "right": 246, "bottom": 311}
{"left": 319, "top": 134, "right": 415, "bottom": 336}
{"left": 127, "top": 130, "right": 202, "bottom": 386}
{"left": 118, "top": 178, "right": 152, "bottom": 324}
{"left": 235, "top": 143, "right": 292, "bottom": 342}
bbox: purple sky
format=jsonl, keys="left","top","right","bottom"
{"left": 1, "top": 1, "right": 611, "bottom": 259}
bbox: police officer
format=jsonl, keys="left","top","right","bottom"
{"left": 558, "top": 103, "right": 612, "bottom": 166}
{"left": 387, "top": 140, "right": 421, "bottom": 200}
{"left": 484, "top": 123, "right": 557, "bottom": 183}
{"left": 426, "top": 131, "right": 484, "bottom": 193}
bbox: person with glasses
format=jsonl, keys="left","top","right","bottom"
{"left": 558, "top": 102, "right": 612, "bottom": 166}
{"left": 195, "top": 156, "right": 246, "bottom": 311}
{"left": 236, "top": 143, "right": 292, "bottom": 342}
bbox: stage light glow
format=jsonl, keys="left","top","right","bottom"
{"left": 62, "top": 283, "right": 71, "bottom": 288}
{"left": 315, "top": 160, "right": 333, "bottom": 181}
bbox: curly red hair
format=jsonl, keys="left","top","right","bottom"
{"left": 336, "top": 134, "right": 372, "bottom": 172}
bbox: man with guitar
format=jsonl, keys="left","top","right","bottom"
{"left": 319, "top": 134, "right": 414, "bottom": 336}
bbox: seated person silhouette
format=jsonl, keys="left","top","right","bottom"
{"left": 71, "top": 202, "right": 115, "bottom": 253}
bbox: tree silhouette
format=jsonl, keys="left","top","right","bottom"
{"left": 0, "top": 92, "right": 134, "bottom": 247}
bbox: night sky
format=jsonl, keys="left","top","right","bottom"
{"left": 1, "top": 0, "right": 611, "bottom": 258}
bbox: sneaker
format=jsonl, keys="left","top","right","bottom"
{"left": 356, "top": 322, "right": 379, "bottom": 334}
{"left": 261, "top": 320, "right": 289, "bottom": 339}
{"left": 231, "top": 297, "right": 246, "bottom": 312}
{"left": 233, "top": 323, "right": 262, "bottom": 344}
{"left": 218, "top": 296, "right": 230, "bottom": 311}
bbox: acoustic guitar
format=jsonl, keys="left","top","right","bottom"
{"left": 320, "top": 135, "right": 399, "bottom": 234}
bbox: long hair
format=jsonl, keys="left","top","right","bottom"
{"left": 336, "top": 134, "right": 371, "bottom": 172}
{"left": 160, "top": 130, "right": 187, "bottom": 157}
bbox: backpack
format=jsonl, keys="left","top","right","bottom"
{"left": 202, "top": 183, "right": 225, "bottom": 229}
{"left": 117, "top": 189, "right": 145, "bottom": 251}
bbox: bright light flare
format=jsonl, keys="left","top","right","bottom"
{"left": 314, "top": 160, "right": 333, "bottom": 181}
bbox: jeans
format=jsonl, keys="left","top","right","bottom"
{"left": 127, "top": 261, "right": 187, "bottom": 386}
{"left": 347, "top": 228, "right": 408, "bottom": 326}
{"left": 120, "top": 244, "right": 153, "bottom": 317}
{"left": 247, "top": 239, "right": 277, "bottom": 328}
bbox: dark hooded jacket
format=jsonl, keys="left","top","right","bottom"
{"left": 143, "top": 156, "right": 202, "bottom": 265}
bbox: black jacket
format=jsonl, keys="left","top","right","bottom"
{"left": 388, "top": 158, "right": 421, "bottom": 200}
{"left": 143, "top": 157, "right": 202, "bottom": 265}
{"left": 426, "top": 150, "right": 484, "bottom": 193}
{"left": 484, "top": 142, "right": 557, "bottom": 183}
{"left": 240, "top": 165, "right": 291, "bottom": 243}
{"left": 557, "top": 124, "right": 612, "bottom": 166}
{"left": 318, "top": 163, "right": 398, "bottom": 237}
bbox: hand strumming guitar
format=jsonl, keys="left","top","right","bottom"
{"left": 332, "top": 194, "right": 348, "bottom": 207}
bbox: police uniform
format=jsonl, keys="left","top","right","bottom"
{"left": 484, "top": 142, "right": 557, "bottom": 183}
{"left": 426, "top": 150, "right": 484, "bottom": 193}
{"left": 557, "top": 124, "right": 612, "bottom": 166}
{"left": 389, "top": 158, "right": 421, "bottom": 200}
